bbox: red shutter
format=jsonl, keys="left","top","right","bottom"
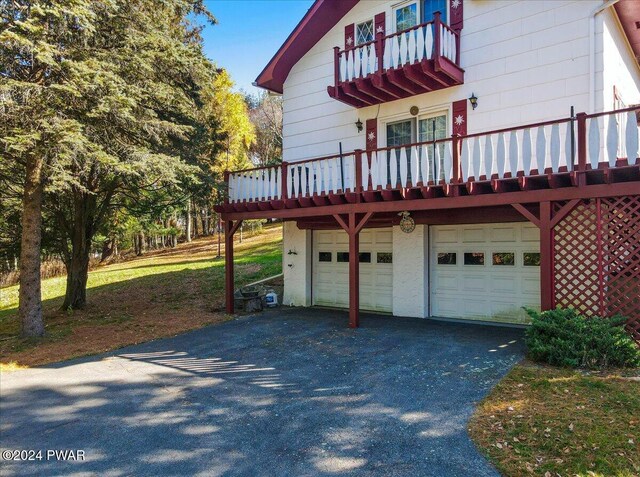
{"left": 452, "top": 99, "right": 467, "bottom": 136}
{"left": 345, "top": 23, "right": 355, "bottom": 49}
{"left": 365, "top": 119, "right": 377, "bottom": 151}
{"left": 374, "top": 12, "right": 385, "bottom": 38}
{"left": 450, "top": 0, "right": 463, "bottom": 31}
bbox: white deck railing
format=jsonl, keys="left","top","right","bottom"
{"left": 225, "top": 107, "right": 639, "bottom": 204}
{"left": 338, "top": 14, "right": 458, "bottom": 83}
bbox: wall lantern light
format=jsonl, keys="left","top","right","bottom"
{"left": 355, "top": 118, "right": 363, "bottom": 133}
{"left": 469, "top": 93, "right": 478, "bottom": 110}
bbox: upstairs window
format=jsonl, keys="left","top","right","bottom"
{"left": 423, "top": 0, "right": 447, "bottom": 24}
{"left": 393, "top": 1, "right": 418, "bottom": 32}
{"left": 356, "top": 20, "right": 374, "bottom": 45}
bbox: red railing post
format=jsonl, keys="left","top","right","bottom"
{"left": 223, "top": 170, "right": 230, "bottom": 204}
{"left": 575, "top": 112, "right": 587, "bottom": 186}
{"left": 281, "top": 161, "right": 289, "bottom": 199}
{"left": 433, "top": 11, "right": 442, "bottom": 61}
{"left": 577, "top": 112, "right": 587, "bottom": 172}
{"left": 455, "top": 30, "right": 461, "bottom": 66}
{"left": 376, "top": 28, "right": 384, "bottom": 74}
{"left": 333, "top": 46, "right": 340, "bottom": 88}
{"left": 451, "top": 134, "right": 461, "bottom": 183}
{"left": 354, "top": 149, "right": 363, "bottom": 199}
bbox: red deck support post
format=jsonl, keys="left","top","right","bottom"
{"left": 224, "top": 219, "right": 242, "bottom": 314}
{"left": 334, "top": 212, "right": 374, "bottom": 328}
{"left": 348, "top": 213, "right": 360, "bottom": 328}
{"left": 539, "top": 201, "right": 554, "bottom": 311}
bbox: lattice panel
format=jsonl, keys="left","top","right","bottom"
{"left": 600, "top": 196, "right": 640, "bottom": 341}
{"left": 553, "top": 196, "right": 640, "bottom": 344}
{"left": 553, "top": 200, "right": 600, "bottom": 315}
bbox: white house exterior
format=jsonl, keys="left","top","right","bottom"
{"left": 217, "top": 0, "right": 640, "bottom": 338}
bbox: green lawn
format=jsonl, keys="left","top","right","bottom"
{"left": 0, "top": 225, "right": 282, "bottom": 366}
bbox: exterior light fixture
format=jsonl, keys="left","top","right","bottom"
{"left": 469, "top": 93, "right": 478, "bottom": 110}
{"left": 355, "top": 118, "right": 363, "bottom": 132}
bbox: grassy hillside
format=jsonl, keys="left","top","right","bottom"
{"left": 0, "top": 225, "right": 282, "bottom": 368}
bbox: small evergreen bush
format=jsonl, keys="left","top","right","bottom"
{"left": 525, "top": 308, "right": 640, "bottom": 369}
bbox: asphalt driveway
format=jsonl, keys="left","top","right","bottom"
{"left": 0, "top": 308, "right": 524, "bottom": 476}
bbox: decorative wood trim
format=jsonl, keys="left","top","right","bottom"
{"left": 452, "top": 99, "right": 467, "bottom": 136}
{"left": 450, "top": 0, "right": 463, "bottom": 31}
{"left": 374, "top": 12, "right": 385, "bottom": 37}
{"left": 550, "top": 199, "right": 580, "bottom": 228}
{"left": 365, "top": 119, "right": 377, "bottom": 151}
{"left": 345, "top": 23, "right": 354, "bottom": 49}
{"left": 511, "top": 203, "right": 540, "bottom": 228}
{"left": 333, "top": 214, "right": 349, "bottom": 232}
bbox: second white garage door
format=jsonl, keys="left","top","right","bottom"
{"left": 430, "top": 223, "right": 540, "bottom": 324}
{"left": 313, "top": 229, "right": 393, "bottom": 312}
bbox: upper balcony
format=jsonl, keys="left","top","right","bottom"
{"left": 327, "top": 13, "right": 463, "bottom": 108}
{"left": 215, "top": 107, "right": 640, "bottom": 218}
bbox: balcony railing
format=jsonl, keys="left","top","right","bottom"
{"left": 218, "top": 107, "right": 640, "bottom": 213}
{"left": 328, "top": 12, "right": 464, "bottom": 108}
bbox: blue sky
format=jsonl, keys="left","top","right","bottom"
{"left": 201, "top": 0, "right": 314, "bottom": 95}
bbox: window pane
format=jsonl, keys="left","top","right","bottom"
{"left": 523, "top": 252, "right": 541, "bottom": 266}
{"left": 395, "top": 3, "right": 418, "bottom": 32}
{"left": 359, "top": 252, "right": 372, "bottom": 263}
{"left": 356, "top": 20, "right": 374, "bottom": 45}
{"left": 386, "top": 120, "right": 413, "bottom": 147}
{"left": 337, "top": 252, "right": 349, "bottom": 263}
{"left": 423, "top": 0, "right": 447, "bottom": 23}
{"left": 418, "top": 115, "right": 447, "bottom": 182}
{"left": 319, "top": 252, "right": 332, "bottom": 262}
{"left": 437, "top": 252, "right": 456, "bottom": 265}
{"left": 386, "top": 120, "right": 414, "bottom": 187}
{"left": 377, "top": 252, "right": 393, "bottom": 263}
{"left": 464, "top": 252, "right": 485, "bottom": 265}
{"left": 492, "top": 252, "right": 515, "bottom": 266}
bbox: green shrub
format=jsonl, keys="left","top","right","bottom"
{"left": 524, "top": 308, "right": 640, "bottom": 369}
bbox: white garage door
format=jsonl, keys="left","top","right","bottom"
{"left": 313, "top": 229, "right": 393, "bottom": 312}
{"left": 430, "top": 223, "right": 540, "bottom": 324}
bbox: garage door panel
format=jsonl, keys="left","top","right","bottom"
{"left": 491, "top": 226, "right": 517, "bottom": 242}
{"left": 434, "top": 228, "right": 458, "bottom": 243}
{"left": 462, "top": 227, "right": 486, "bottom": 243}
{"left": 431, "top": 223, "right": 540, "bottom": 324}
{"left": 490, "top": 276, "right": 519, "bottom": 293}
{"left": 462, "top": 275, "right": 488, "bottom": 292}
{"left": 436, "top": 274, "right": 459, "bottom": 291}
{"left": 521, "top": 276, "right": 540, "bottom": 295}
{"left": 522, "top": 225, "right": 539, "bottom": 242}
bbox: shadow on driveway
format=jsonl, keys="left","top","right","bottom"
{"left": 0, "top": 308, "right": 524, "bottom": 476}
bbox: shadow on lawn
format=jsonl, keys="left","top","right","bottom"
{"left": 0, "top": 310, "right": 524, "bottom": 476}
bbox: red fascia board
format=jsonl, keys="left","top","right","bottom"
{"left": 255, "top": 0, "right": 359, "bottom": 94}
{"left": 614, "top": 0, "right": 640, "bottom": 63}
